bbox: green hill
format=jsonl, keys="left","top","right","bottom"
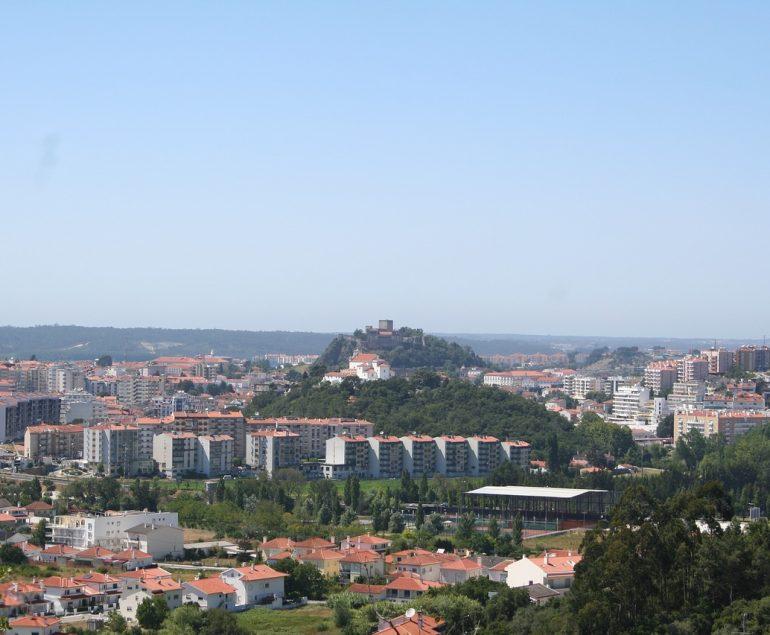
{"left": 317, "top": 327, "right": 482, "bottom": 370}
{"left": 247, "top": 372, "right": 571, "bottom": 453}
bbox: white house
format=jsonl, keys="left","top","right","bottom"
{"left": 505, "top": 550, "right": 582, "bottom": 590}
{"left": 183, "top": 577, "right": 237, "bottom": 610}
{"left": 220, "top": 564, "right": 288, "bottom": 608}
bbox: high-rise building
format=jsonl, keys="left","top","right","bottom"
{"left": 702, "top": 348, "right": 733, "bottom": 374}
{"left": 644, "top": 361, "right": 678, "bottom": 395}
{"left": 677, "top": 357, "right": 709, "bottom": 383}
{"left": 245, "top": 430, "right": 300, "bottom": 477}
{"left": 610, "top": 385, "right": 650, "bottom": 424}
{"left": 434, "top": 436, "right": 469, "bottom": 477}
{"left": 735, "top": 346, "right": 770, "bottom": 372}
{"left": 367, "top": 435, "right": 405, "bottom": 478}
{"left": 400, "top": 435, "right": 437, "bottom": 476}
{"left": 0, "top": 393, "right": 61, "bottom": 442}
{"left": 467, "top": 436, "right": 502, "bottom": 476}
{"left": 83, "top": 424, "right": 144, "bottom": 476}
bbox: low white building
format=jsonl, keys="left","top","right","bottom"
{"left": 124, "top": 522, "right": 184, "bottom": 560}
{"left": 48, "top": 510, "right": 179, "bottom": 550}
{"left": 505, "top": 550, "right": 581, "bottom": 590}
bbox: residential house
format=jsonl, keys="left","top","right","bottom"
{"left": 219, "top": 564, "right": 288, "bottom": 608}
{"left": 339, "top": 549, "right": 384, "bottom": 583}
{"left": 183, "top": 577, "right": 237, "bottom": 610}
{"left": 7, "top": 616, "right": 61, "bottom": 635}
{"left": 439, "top": 557, "right": 484, "bottom": 585}
{"left": 384, "top": 576, "right": 443, "bottom": 603}
{"left": 505, "top": 550, "right": 582, "bottom": 590}
{"left": 298, "top": 549, "right": 345, "bottom": 577}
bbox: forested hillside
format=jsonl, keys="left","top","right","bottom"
{"left": 317, "top": 328, "right": 482, "bottom": 370}
{"left": 247, "top": 372, "right": 573, "bottom": 452}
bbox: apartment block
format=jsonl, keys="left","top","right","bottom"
{"left": 467, "top": 436, "right": 502, "bottom": 476}
{"left": 674, "top": 409, "right": 770, "bottom": 443}
{"left": 610, "top": 385, "right": 650, "bottom": 424}
{"left": 168, "top": 411, "right": 246, "bottom": 459}
{"left": 245, "top": 430, "right": 300, "bottom": 476}
{"left": 434, "top": 436, "right": 469, "bottom": 477}
{"left": 367, "top": 435, "right": 404, "bottom": 478}
{"left": 197, "top": 435, "right": 234, "bottom": 478}
{"left": 83, "top": 425, "right": 146, "bottom": 476}
{"left": 153, "top": 433, "right": 197, "bottom": 478}
{"left": 562, "top": 376, "right": 603, "bottom": 400}
{"left": 323, "top": 435, "right": 370, "bottom": 478}
{"left": 0, "top": 394, "right": 61, "bottom": 442}
{"left": 667, "top": 381, "right": 706, "bottom": 411}
{"left": 677, "top": 357, "right": 709, "bottom": 383}
{"left": 644, "top": 361, "right": 678, "bottom": 395}
{"left": 247, "top": 417, "right": 374, "bottom": 459}
{"left": 400, "top": 435, "right": 437, "bottom": 476}
{"left": 25, "top": 424, "right": 84, "bottom": 460}
{"left": 501, "top": 440, "right": 531, "bottom": 467}
{"left": 703, "top": 348, "right": 733, "bottom": 374}
{"left": 735, "top": 346, "right": 770, "bottom": 372}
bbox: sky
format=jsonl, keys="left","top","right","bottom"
{"left": 2, "top": 2, "right": 770, "bottom": 338}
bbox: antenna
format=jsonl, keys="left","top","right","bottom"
{"left": 405, "top": 608, "right": 416, "bottom": 619}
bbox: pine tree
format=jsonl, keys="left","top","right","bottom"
{"left": 416, "top": 502, "right": 425, "bottom": 529}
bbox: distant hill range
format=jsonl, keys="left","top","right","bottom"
{"left": 316, "top": 320, "right": 483, "bottom": 370}
{"left": 0, "top": 325, "right": 335, "bottom": 361}
{"left": 1, "top": 324, "right": 762, "bottom": 363}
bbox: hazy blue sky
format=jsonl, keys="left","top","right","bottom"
{"left": 3, "top": 2, "right": 769, "bottom": 338}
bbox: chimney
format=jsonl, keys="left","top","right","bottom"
{"left": 543, "top": 552, "right": 550, "bottom": 565}
{"left": 262, "top": 536, "right": 268, "bottom": 545}
{"left": 476, "top": 556, "right": 482, "bottom": 566}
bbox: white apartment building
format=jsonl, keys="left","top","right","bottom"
{"left": 59, "top": 389, "right": 107, "bottom": 424}
{"left": 644, "top": 362, "right": 678, "bottom": 395}
{"left": 83, "top": 425, "right": 145, "bottom": 476}
{"left": 153, "top": 433, "right": 197, "bottom": 478}
{"left": 48, "top": 510, "right": 179, "bottom": 550}
{"left": 667, "top": 381, "right": 706, "bottom": 411}
{"left": 197, "top": 435, "right": 234, "bottom": 477}
{"left": 610, "top": 385, "right": 650, "bottom": 424}
{"left": 245, "top": 430, "right": 300, "bottom": 476}
{"left": 562, "top": 376, "right": 603, "bottom": 400}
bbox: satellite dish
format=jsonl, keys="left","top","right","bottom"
{"left": 405, "top": 608, "right": 416, "bottom": 619}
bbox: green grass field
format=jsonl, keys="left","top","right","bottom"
{"left": 237, "top": 605, "right": 340, "bottom": 634}
{"left": 523, "top": 529, "right": 587, "bottom": 552}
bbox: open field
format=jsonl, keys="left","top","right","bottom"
{"left": 237, "top": 605, "right": 339, "bottom": 634}
{"left": 523, "top": 529, "right": 587, "bottom": 552}
{"left": 183, "top": 527, "right": 217, "bottom": 542}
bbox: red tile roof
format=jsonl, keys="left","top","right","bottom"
{"left": 232, "top": 564, "right": 289, "bottom": 581}
{"left": 186, "top": 577, "right": 236, "bottom": 595}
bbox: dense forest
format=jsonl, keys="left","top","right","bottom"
{"left": 0, "top": 325, "right": 333, "bottom": 360}
{"left": 316, "top": 328, "right": 482, "bottom": 370}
